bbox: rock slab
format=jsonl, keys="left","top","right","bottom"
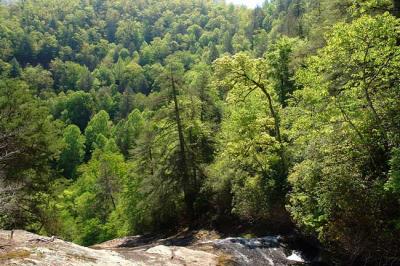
{"left": 0, "top": 230, "right": 218, "bottom": 266}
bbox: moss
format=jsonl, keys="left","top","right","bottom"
{"left": 240, "top": 233, "right": 256, "bottom": 239}
{"left": 217, "top": 253, "right": 236, "bottom": 266}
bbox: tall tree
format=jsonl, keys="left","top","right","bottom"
{"left": 266, "top": 36, "right": 298, "bottom": 106}
{"left": 214, "top": 53, "right": 283, "bottom": 148}
{"left": 213, "top": 52, "right": 289, "bottom": 221}
{"left": 0, "top": 79, "right": 61, "bottom": 230}
{"left": 165, "top": 56, "right": 193, "bottom": 220}
{"left": 84, "top": 110, "right": 112, "bottom": 155}
{"left": 287, "top": 14, "right": 400, "bottom": 263}
{"left": 60, "top": 139, "right": 127, "bottom": 245}
{"left": 59, "top": 125, "right": 85, "bottom": 179}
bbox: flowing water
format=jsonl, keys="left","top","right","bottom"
{"left": 205, "top": 236, "right": 308, "bottom": 265}
{"left": 96, "top": 231, "right": 322, "bottom": 265}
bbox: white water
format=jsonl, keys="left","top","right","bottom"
{"left": 211, "top": 236, "right": 307, "bottom": 265}
{"left": 287, "top": 251, "right": 305, "bottom": 263}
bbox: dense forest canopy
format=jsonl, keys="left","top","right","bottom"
{"left": 1, "top": 0, "right": 400, "bottom": 264}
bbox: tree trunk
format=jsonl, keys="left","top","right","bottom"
{"left": 101, "top": 166, "right": 116, "bottom": 210}
{"left": 394, "top": 0, "right": 400, "bottom": 18}
{"left": 170, "top": 72, "right": 194, "bottom": 221}
{"left": 247, "top": 78, "right": 282, "bottom": 143}
{"left": 246, "top": 77, "right": 288, "bottom": 178}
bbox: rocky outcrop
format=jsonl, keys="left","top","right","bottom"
{"left": 136, "top": 245, "right": 217, "bottom": 265}
{"left": 0, "top": 230, "right": 217, "bottom": 266}
{"left": 0, "top": 230, "right": 137, "bottom": 265}
{"left": 95, "top": 232, "right": 309, "bottom": 266}
{"left": 0, "top": 230, "right": 308, "bottom": 266}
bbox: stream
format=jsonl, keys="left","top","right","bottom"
{"left": 210, "top": 236, "right": 306, "bottom": 265}
{"left": 98, "top": 232, "right": 324, "bottom": 265}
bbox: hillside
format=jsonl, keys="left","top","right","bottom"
{"left": 1, "top": 0, "right": 400, "bottom": 264}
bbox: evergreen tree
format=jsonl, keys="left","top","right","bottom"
{"left": 59, "top": 125, "right": 85, "bottom": 179}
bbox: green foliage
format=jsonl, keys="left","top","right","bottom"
{"left": 266, "top": 36, "right": 298, "bottom": 105}
{"left": 286, "top": 13, "right": 400, "bottom": 260}
{"left": 116, "top": 20, "right": 144, "bottom": 51}
{"left": 59, "top": 125, "right": 85, "bottom": 179}
{"left": 9, "top": 58, "right": 21, "bottom": 78}
{"left": 1, "top": 0, "right": 399, "bottom": 263}
{"left": 115, "top": 109, "right": 144, "bottom": 157}
{"left": 51, "top": 91, "right": 94, "bottom": 131}
{"left": 21, "top": 65, "right": 54, "bottom": 95}
{"left": 0, "top": 79, "right": 62, "bottom": 229}
{"left": 385, "top": 148, "right": 400, "bottom": 193}
{"left": 51, "top": 59, "right": 93, "bottom": 91}
{"left": 59, "top": 140, "right": 128, "bottom": 245}
{"left": 84, "top": 110, "right": 113, "bottom": 154}
{"left": 209, "top": 91, "right": 283, "bottom": 221}
{"left": 211, "top": 52, "right": 289, "bottom": 223}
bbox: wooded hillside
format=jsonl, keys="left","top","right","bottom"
{"left": 0, "top": 0, "right": 399, "bottom": 264}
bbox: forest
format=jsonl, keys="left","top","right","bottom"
{"left": 0, "top": 0, "right": 400, "bottom": 264}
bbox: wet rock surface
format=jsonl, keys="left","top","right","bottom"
{"left": 0, "top": 229, "right": 316, "bottom": 265}
{"left": 209, "top": 236, "right": 306, "bottom": 265}
{"left": 97, "top": 231, "right": 313, "bottom": 266}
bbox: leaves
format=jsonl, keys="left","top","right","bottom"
{"left": 287, "top": 13, "right": 400, "bottom": 260}
{"left": 1, "top": 0, "right": 400, "bottom": 262}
